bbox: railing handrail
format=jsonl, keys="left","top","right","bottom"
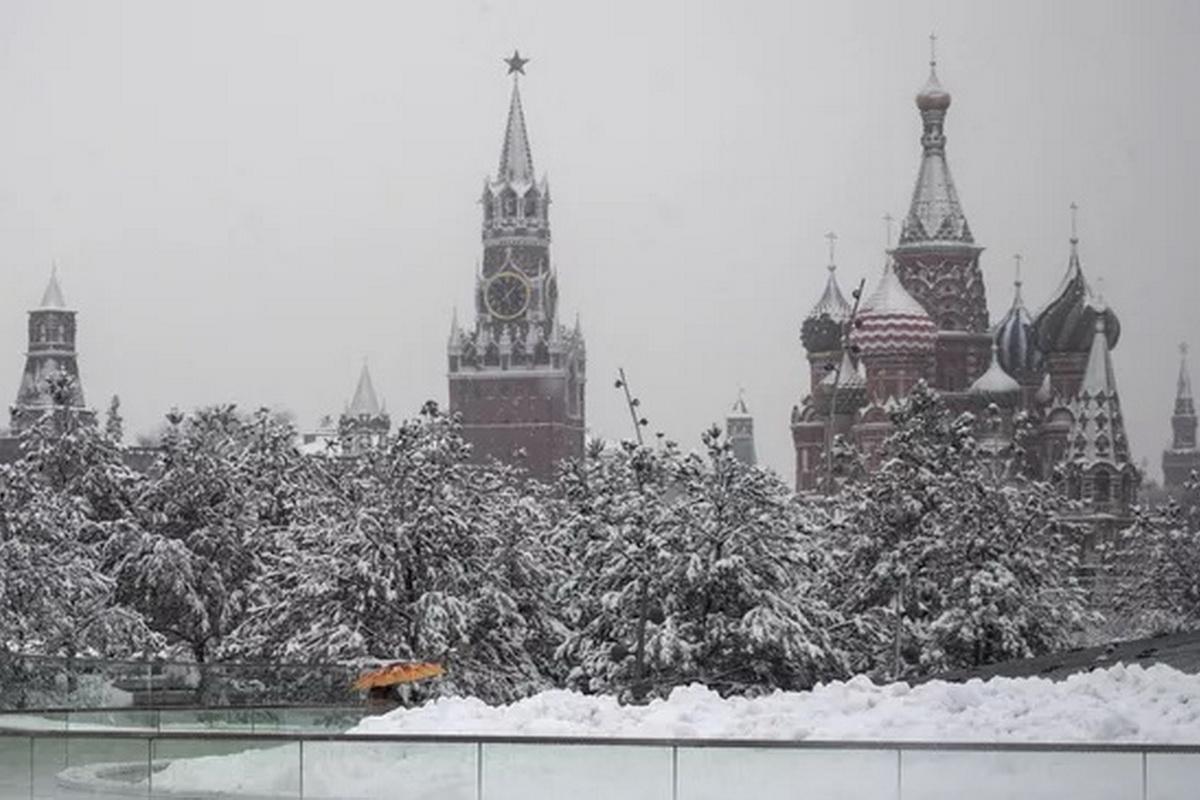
{"left": 0, "top": 702, "right": 366, "bottom": 716}
{"left": 1, "top": 724, "right": 1198, "bottom": 753}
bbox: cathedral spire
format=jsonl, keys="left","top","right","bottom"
{"left": 900, "top": 41, "right": 971, "bottom": 245}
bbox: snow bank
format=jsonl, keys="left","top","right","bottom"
{"left": 353, "top": 663, "right": 1200, "bottom": 743}
{"left": 145, "top": 664, "right": 1200, "bottom": 797}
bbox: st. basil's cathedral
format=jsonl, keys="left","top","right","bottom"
{"left": 792, "top": 53, "right": 1147, "bottom": 521}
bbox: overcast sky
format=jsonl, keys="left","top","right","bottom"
{"left": 0, "top": 0, "right": 1196, "bottom": 480}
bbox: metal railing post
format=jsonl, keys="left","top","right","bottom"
{"left": 671, "top": 745, "right": 678, "bottom": 800}
{"left": 896, "top": 748, "right": 903, "bottom": 800}
{"left": 1141, "top": 749, "right": 1148, "bottom": 800}
{"left": 298, "top": 739, "right": 304, "bottom": 799}
{"left": 476, "top": 741, "right": 484, "bottom": 800}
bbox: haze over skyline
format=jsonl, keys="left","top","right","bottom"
{"left": 0, "top": 0, "right": 1196, "bottom": 480}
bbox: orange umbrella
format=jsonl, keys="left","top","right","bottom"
{"left": 353, "top": 661, "right": 445, "bottom": 691}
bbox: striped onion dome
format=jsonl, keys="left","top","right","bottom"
{"left": 851, "top": 259, "right": 937, "bottom": 357}
{"left": 994, "top": 279, "right": 1042, "bottom": 378}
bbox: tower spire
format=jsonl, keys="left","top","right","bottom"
{"left": 40, "top": 263, "right": 67, "bottom": 309}
{"left": 497, "top": 52, "right": 535, "bottom": 184}
{"left": 1179, "top": 342, "right": 1194, "bottom": 404}
{"left": 1163, "top": 340, "right": 1199, "bottom": 488}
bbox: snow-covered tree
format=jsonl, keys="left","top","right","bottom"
{"left": 823, "top": 383, "right": 1088, "bottom": 678}
{"left": 1106, "top": 471, "right": 1200, "bottom": 635}
{"left": 235, "top": 402, "right": 558, "bottom": 702}
{"left": 107, "top": 406, "right": 304, "bottom": 663}
{"left": 104, "top": 395, "right": 124, "bottom": 444}
{"left": 555, "top": 431, "right": 844, "bottom": 700}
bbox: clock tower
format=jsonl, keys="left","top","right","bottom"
{"left": 447, "top": 52, "right": 586, "bottom": 478}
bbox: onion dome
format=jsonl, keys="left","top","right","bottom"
{"left": 1032, "top": 233, "right": 1119, "bottom": 355}
{"left": 969, "top": 343, "right": 1021, "bottom": 405}
{"left": 916, "top": 62, "right": 951, "bottom": 111}
{"left": 801, "top": 264, "right": 853, "bottom": 353}
{"left": 851, "top": 259, "right": 938, "bottom": 357}
{"left": 993, "top": 271, "right": 1043, "bottom": 378}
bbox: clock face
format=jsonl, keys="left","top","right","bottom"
{"left": 485, "top": 271, "right": 531, "bottom": 320}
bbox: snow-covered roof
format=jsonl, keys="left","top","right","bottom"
{"left": 807, "top": 265, "right": 852, "bottom": 322}
{"left": 860, "top": 259, "right": 929, "bottom": 318}
{"left": 969, "top": 345, "right": 1021, "bottom": 399}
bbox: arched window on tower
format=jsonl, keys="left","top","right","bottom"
{"left": 502, "top": 190, "right": 517, "bottom": 218}
{"left": 524, "top": 192, "right": 538, "bottom": 218}
{"left": 484, "top": 196, "right": 494, "bottom": 221}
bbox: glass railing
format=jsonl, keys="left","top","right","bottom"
{"left": 0, "top": 655, "right": 363, "bottom": 711}
{"left": 0, "top": 728, "right": 1197, "bottom": 799}
{"left": 0, "top": 705, "right": 370, "bottom": 735}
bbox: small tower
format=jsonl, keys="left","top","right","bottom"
{"left": 11, "top": 268, "right": 95, "bottom": 434}
{"left": 339, "top": 363, "right": 391, "bottom": 455}
{"left": 1162, "top": 343, "right": 1199, "bottom": 489}
{"left": 1062, "top": 313, "right": 1138, "bottom": 516}
{"left": 800, "top": 233, "right": 853, "bottom": 392}
{"left": 891, "top": 43, "right": 991, "bottom": 391}
{"left": 726, "top": 392, "right": 757, "bottom": 467}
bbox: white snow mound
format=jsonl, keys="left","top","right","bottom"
{"left": 147, "top": 664, "right": 1200, "bottom": 796}
{"left": 353, "top": 663, "right": 1200, "bottom": 743}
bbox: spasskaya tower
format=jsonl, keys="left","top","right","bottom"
{"left": 447, "top": 51, "right": 586, "bottom": 477}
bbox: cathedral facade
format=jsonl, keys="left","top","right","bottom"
{"left": 792, "top": 57, "right": 1138, "bottom": 520}
{"left": 446, "top": 54, "right": 586, "bottom": 479}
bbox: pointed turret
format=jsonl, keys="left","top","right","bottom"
{"left": 347, "top": 363, "right": 381, "bottom": 418}
{"left": 10, "top": 267, "right": 93, "bottom": 434}
{"left": 40, "top": 266, "right": 67, "bottom": 310}
{"left": 1163, "top": 343, "right": 1199, "bottom": 489}
{"left": 1063, "top": 313, "right": 1137, "bottom": 512}
{"left": 340, "top": 362, "right": 390, "bottom": 455}
{"left": 726, "top": 392, "right": 758, "bottom": 467}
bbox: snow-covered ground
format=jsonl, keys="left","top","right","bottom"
{"left": 137, "top": 664, "right": 1200, "bottom": 798}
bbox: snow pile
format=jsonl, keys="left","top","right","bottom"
{"left": 146, "top": 665, "right": 1200, "bottom": 796}
{"left": 353, "top": 663, "right": 1200, "bottom": 743}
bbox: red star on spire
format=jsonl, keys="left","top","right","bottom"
{"left": 505, "top": 50, "right": 529, "bottom": 75}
